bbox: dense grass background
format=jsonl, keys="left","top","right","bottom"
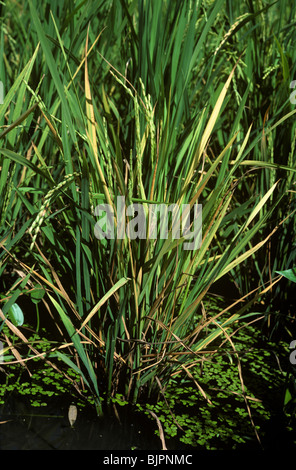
{"left": 0, "top": 0, "right": 296, "bottom": 448}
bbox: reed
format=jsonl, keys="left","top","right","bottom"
{"left": 0, "top": 0, "right": 295, "bottom": 416}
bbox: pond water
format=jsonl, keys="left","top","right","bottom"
{"left": 1, "top": 390, "right": 296, "bottom": 451}
{"left": 0, "top": 395, "right": 164, "bottom": 451}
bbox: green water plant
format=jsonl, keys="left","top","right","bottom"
{"left": 275, "top": 266, "right": 296, "bottom": 423}
{"left": 0, "top": 323, "right": 94, "bottom": 408}
{"left": 137, "top": 321, "right": 290, "bottom": 449}
{"left": 0, "top": 302, "right": 24, "bottom": 330}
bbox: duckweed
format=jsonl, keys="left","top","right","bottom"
{"left": 137, "top": 324, "right": 290, "bottom": 449}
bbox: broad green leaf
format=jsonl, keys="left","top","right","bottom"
{"left": 8, "top": 303, "right": 24, "bottom": 327}
{"left": 276, "top": 268, "right": 296, "bottom": 283}
{"left": 30, "top": 286, "right": 46, "bottom": 304}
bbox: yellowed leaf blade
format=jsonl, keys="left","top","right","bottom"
{"left": 84, "top": 26, "right": 97, "bottom": 158}
{"left": 245, "top": 181, "right": 278, "bottom": 229}
{"left": 216, "top": 224, "right": 278, "bottom": 282}
{"left": 84, "top": 30, "right": 114, "bottom": 210}
{"left": 77, "top": 277, "right": 130, "bottom": 333}
{"left": 183, "top": 66, "right": 236, "bottom": 190}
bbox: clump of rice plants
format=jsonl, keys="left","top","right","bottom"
{"left": 0, "top": 0, "right": 295, "bottom": 436}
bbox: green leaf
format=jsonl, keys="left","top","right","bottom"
{"left": 28, "top": 0, "right": 76, "bottom": 145}
{"left": 273, "top": 34, "right": 290, "bottom": 82}
{"left": 0, "top": 148, "right": 54, "bottom": 184}
{"left": 284, "top": 388, "right": 292, "bottom": 406}
{"left": 47, "top": 294, "right": 102, "bottom": 414}
{"left": 8, "top": 303, "right": 24, "bottom": 326}
{"left": 276, "top": 267, "right": 296, "bottom": 283}
{"left": 30, "top": 286, "right": 46, "bottom": 304}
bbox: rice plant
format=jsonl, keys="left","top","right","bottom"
{"left": 0, "top": 0, "right": 295, "bottom": 426}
